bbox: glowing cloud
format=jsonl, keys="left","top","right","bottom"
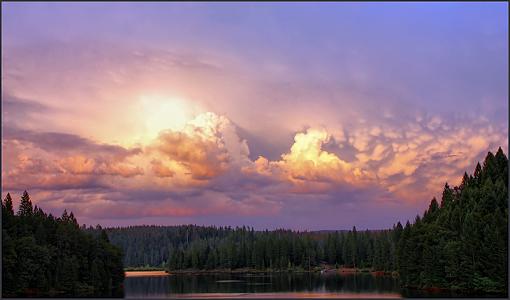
{"left": 243, "top": 128, "right": 372, "bottom": 195}
{"left": 150, "top": 112, "right": 250, "bottom": 181}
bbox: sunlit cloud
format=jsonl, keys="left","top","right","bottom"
{"left": 2, "top": 105, "right": 507, "bottom": 228}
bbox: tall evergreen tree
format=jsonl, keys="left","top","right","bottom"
{"left": 18, "top": 190, "right": 33, "bottom": 217}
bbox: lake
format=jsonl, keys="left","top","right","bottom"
{"left": 124, "top": 272, "right": 405, "bottom": 298}
{"left": 124, "top": 272, "right": 499, "bottom": 298}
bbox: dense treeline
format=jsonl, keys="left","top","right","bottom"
{"left": 105, "top": 225, "right": 232, "bottom": 268}
{"left": 165, "top": 227, "right": 399, "bottom": 272}
{"left": 396, "top": 148, "right": 508, "bottom": 293}
{"left": 105, "top": 225, "right": 398, "bottom": 272}
{"left": 2, "top": 191, "right": 125, "bottom": 297}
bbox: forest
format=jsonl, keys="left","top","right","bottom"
{"left": 103, "top": 148, "right": 508, "bottom": 294}
{"left": 105, "top": 225, "right": 398, "bottom": 272}
{"left": 1, "top": 191, "right": 125, "bottom": 297}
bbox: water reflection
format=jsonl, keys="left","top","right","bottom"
{"left": 124, "top": 272, "right": 402, "bottom": 298}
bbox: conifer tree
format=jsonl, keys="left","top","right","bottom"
{"left": 18, "top": 190, "right": 33, "bottom": 217}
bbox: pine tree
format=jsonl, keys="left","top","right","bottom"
{"left": 2, "top": 193, "right": 14, "bottom": 230}
{"left": 3, "top": 193, "right": 14, "bottom": 215}
{"left": 440, "top": 183, "right": 454, "bottom": 208}
{"left": 473, "top": 162, "right": 482, "bottom": 184}
{"left": 494, "top": 147, "right": 508, "bottom": 185}
{"left": 18, "top": 190, "right": 33, "bottom": 217}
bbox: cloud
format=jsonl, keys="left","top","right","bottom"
{"left": 150, "top": 159, "right": 175, "bottom": 178}
{"left": 2, "top": 127, "right": 143, "bottom": 191}
{"left": 24, "top": 188, "right": 282, "bottom": 223}
{"left": 57, "top": 155, "right": 143, "bottom": 177}
{"left": 1, "top": 43, "right": 507, "bottom": 226}
{"left": 2, "top": 117, "right": 507, "bottom": 231}
{"left": 364, "top": 116, "right": 507, "bottom": 202}
{"left": 3, "top": 126, "right": 142, "bottom": 158}
{"left": 154, "top": 130, "right": 229, "bottom": 180}
{"left": 150, "top": 112, "right": 250, "bottom": 181}
{"left": 2, "top": 111, "right": 254, "bottom": 194}
{"left": 2, "top": 93, "right": 52, "bottom": 120}
{"left": 238, "top": 114, "right": 507, "bottom": 207}
{"left": 243, "top": 128, "right": 373, "bottom": 196}
{"left": 2, "top": 107, "right": 507, "bottom": 226}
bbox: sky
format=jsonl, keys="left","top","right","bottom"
{"left": 1, "top": 2, "right": 508, "bottom": 230}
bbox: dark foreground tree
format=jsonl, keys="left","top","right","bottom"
{"left": 2, "top": 191, "right": 124, "bottom": 297}
{"left": 397, "top": 148, "right": 508, "bottom": 294}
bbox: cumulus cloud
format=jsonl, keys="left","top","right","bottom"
{"left": 2, "top": 111, "right": 254, "bottom": 193}
{"left": 149, "top": 112, "right": 251, "bottom": 181}
{"left": 58, "top": 155, "right": 143, "bottom": 177}
{"left": 2, "top": 127, "right": 143, "bottom": 191}
{"left": 150, "top": 159, "right": 175, "bottom": 178}
{"left": 244, "top": 128, "right": 370, "bottom": 193}
{"left": 154, "top": 129, "right": 229, "bottom": 180}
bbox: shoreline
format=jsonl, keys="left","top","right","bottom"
{"left": 133, "top": 267, "right": 395, "bottom": 276}
{"left": 125, "top": 270, "right": 170, "bottom": 277}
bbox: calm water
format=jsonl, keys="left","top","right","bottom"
{"left": 124, "top": 272, "right": 503, "bottom": 298}
{"left": 124, "top": 272, "right": 405, "bottom": 298}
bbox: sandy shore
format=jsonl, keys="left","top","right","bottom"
{"left": 125, "top": 271, "right": 169, "bottom": 277}
{"left": 170, "top": 292, "right": 401, "bottom": 298}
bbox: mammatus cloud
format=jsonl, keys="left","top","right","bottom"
{"left": 242, "top": 115, "right": 507, "bottom": 204}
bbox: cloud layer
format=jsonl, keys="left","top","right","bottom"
{"left": 2, "top": 3, "right": 507, "bottom": 229}
{"left": 2, "top": 108, "right": 506, "bottom": 229}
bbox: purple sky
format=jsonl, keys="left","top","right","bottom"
{"left": 2, "top": 2, "right": 508, "bottom": 230}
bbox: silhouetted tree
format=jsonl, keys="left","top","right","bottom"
{"left": 1, "top": 191, "right": 124, "bottom": 297}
